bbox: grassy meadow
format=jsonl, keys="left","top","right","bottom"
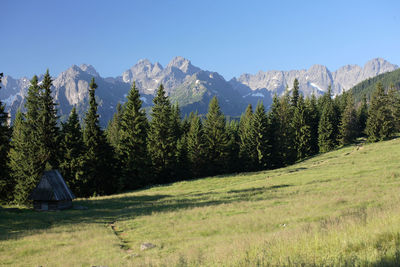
{"left": 2, "top": 138, "right": 400, "bottom": 266}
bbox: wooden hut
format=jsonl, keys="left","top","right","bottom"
{"left": 29, "top": 170, "right": 75, "bottom": 211}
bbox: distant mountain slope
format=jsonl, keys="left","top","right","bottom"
{"left": 230, "top": 58, "right": 398, "bottom": 99}
{"left": 350, "top": 68, "right": 400, "bottom": 102}
{"left": 0, "top": 57, "right": 397, "bottom": 125}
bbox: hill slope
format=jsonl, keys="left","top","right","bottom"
{"left": 350, "top": 68, "right": 400, "bottom": 102}
{"left": 2, "top": 139, "right": 400, "bottom": 266}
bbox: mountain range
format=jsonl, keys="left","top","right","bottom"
{"left": 0, "top": 57, "right": 397, "bottom": 126}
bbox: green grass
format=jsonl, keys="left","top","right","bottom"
{"left": 2, "top": 138, "right": 400, "bottom": 266}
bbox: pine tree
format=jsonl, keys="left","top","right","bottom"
{"left": 59, "top": 107, "right": 86, "bottom": 195}
{"left": 118, "top": 82, "right": 149, "bottom": 190}
{"left": 147, "top": 84, "right": 178, "bottom": 183}
{"left": 292, "top": 96, "right": 312, "bottom": 160}
{"left": 203, "top": 96, "right": 229, "bottom": 176}
{"left": 366, "top": 82, "right": 395, "bottom": 142}
{"left": 238, "top": 104, "right": 256, "bottom": 171}
{"left": 82, "top": 78, "right": 116, "bottom": 196}
{"left": 38, "top": 70, "right": 59, "bottom": 168}
{"left": 338, "top": 92, "right": 358, "bottom": 145}
{"left": 0, "top": 72, "right": 12, "bottom": 202}
{"left": 291, "top": 78, "right": 300, "bottom": 107}
{"left": 252, "top": 102, "right": 270, "bottom": 170}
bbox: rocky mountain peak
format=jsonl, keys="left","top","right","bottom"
{"left": 167, "top": 56, "right": 200, "bottom": 74}
{"left": 363, "top": 58, "right": 398, "bottom": 76}
{"left": 79, "top": 64, "right": 100, "bottom": 77}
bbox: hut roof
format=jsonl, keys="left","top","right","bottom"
{"left": 28, "top": 170, "right": 75, "bottom": 201}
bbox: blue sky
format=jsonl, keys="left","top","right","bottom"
{"left": 1, "top": 0, "right": 399, "bottom": 80}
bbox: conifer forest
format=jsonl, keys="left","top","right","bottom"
{"left": 0, "top": 71, "right": 399, "bottom": 204}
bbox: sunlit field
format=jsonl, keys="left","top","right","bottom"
{"left": 2, "top": 138, "right": 400, "bottom": 266}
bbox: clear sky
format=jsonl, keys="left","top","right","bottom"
{"left": 1, "top": 0, "right": 400, "bottom": 80}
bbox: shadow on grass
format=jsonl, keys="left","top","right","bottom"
{"left": 0, "top": 183, "right": 292, "bottom": 241}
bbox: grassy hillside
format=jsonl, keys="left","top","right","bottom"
{"left": 351, "top": 68, "right": 400, "bottom": 102}
{"left": 2, "top": 138, "right": 400, "bottom": 266}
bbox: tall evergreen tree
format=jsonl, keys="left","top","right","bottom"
{"left": 12, "top": 76, "right": 44, "bottom": 204}
{"left": 366, "top": 82, "right": 395, "bottom": 142}
{"left": 292, "top": 96, "right": 312, "bottom": 160}
{"left": 338, "top": 92, "right": 358, "bottom": 145}
{"left": 9, "top": 110, "right": 32, "bottom": 204}
{"left": 357, "top": 94, "right": 368, "bottom": 136}
{"left": 387, "top": 84, "right": 400, "bottom": 132}
{"left": 238, "top": 104, "right": 256, "bottom": 171}
{"left": 106, "top": 102, "right": 123, "bottom": 150}
{"left": 147, "top": 84, "right": 178, "bottom": 183}
{"left": 269, "top": 94, "right": 296, "bottom": 167}
{"left": 226, "top": 119, "right": 241, "bottom": 173}
{"left": 203, "top": 96, "right": 229, "bottom": 176}
{"left": 252, "top": 102, "right": 270, "bottom": 170}
{"left": 0, "top": 73, "right": 12, "bottom": 202}
{"left": 38, "top": 70, "right": 59, "bottom": 168}
{"left": 291, "top": 78, "right": 300, "bottom": 107}
{"left": 318, "top": 90, "right": 337, "bottom": 153}
{"left": 318, "top": 87, "right": 339, "bottom": 153}
{"left": 82, "top": 78, "right": 116, "bottom": 196}
{"left": 186, "top": 112, "right": 207, "bottom": 178}
{"left": 305, "top": 94, "right": 320, "bottom": 155}
{"left": 118, "top": 82, "right": 149, "bottom": 189}
{"left": 59, "top": 107, "right": 86, "bottom": 195}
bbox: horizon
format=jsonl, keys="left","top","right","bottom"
{"left": 2, "top": 0, "right": 400, "bottom": 80}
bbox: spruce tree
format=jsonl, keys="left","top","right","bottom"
{"left": 203, "top": 96, "right": 229, "bottom": 176}
{"left": 338, "top": 92, "right": 358, "bottom": 145}
{"left": 59, "top": 107, "right": 86, "bottom": 195}
{"left": 82, "top": 78, "right": 116, "bottom": 196}
{"left": 12, "top": 76, "right": 44, "bottom": 204}
{"left": 292, "top": 96, "right": 312, "bottom": 160}
{"left": 238, "top": 104, "right": 256, "bottom": 171}
{"left": 252, "top": 102, "right": 270, "bottom": 170}
{"left": 387, "top": 84, "right": 400, "bottom": 132}
{"left": 291, "top": 78, "right": 300, "bottom": 107}
{"left": 268, "top": 95, "right": 282, "bottom": 168}
{"left": 366, "top": 82, "right": 395, "bottom": 142}
{"left": 305, "top": 94, "right": 320, "bottom": 155}
{"left": 118, "top": 82, "right": 149, "bottom": 189}
{"left": 357, "top": 95, "right": 368, "bottom": 136}
{"left": 318, "top": 99, "right": 337, "bottom": 152}
{"left": 106, "top": 102, "right": 123, "bottom": 150}
{"left": 147, "top": 84, "right": 178, "bottom": 183}
{"left": 186, "top": 112, "right": 206, "bottom": 178}
{"left": 9, "top": 110, "right": 32, "bottom": 204}
{"left": 0, "top": 73, "right": 12, "bottom": 202}
{"left": 226, "top": 119, "right": 241, "bottom": 173}
{"left": 38, "top": 70, "right": 59, "bottom": 168}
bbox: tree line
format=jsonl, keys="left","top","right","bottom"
{"left": 0, "top": 71, "right": 399, "bottom": 204}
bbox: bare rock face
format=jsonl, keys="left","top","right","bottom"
{"left": 1, "top": 57, "right": 397, "bottom": 125}
{"left": 231, "top": 58, "right": 398, "bottom": 98}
